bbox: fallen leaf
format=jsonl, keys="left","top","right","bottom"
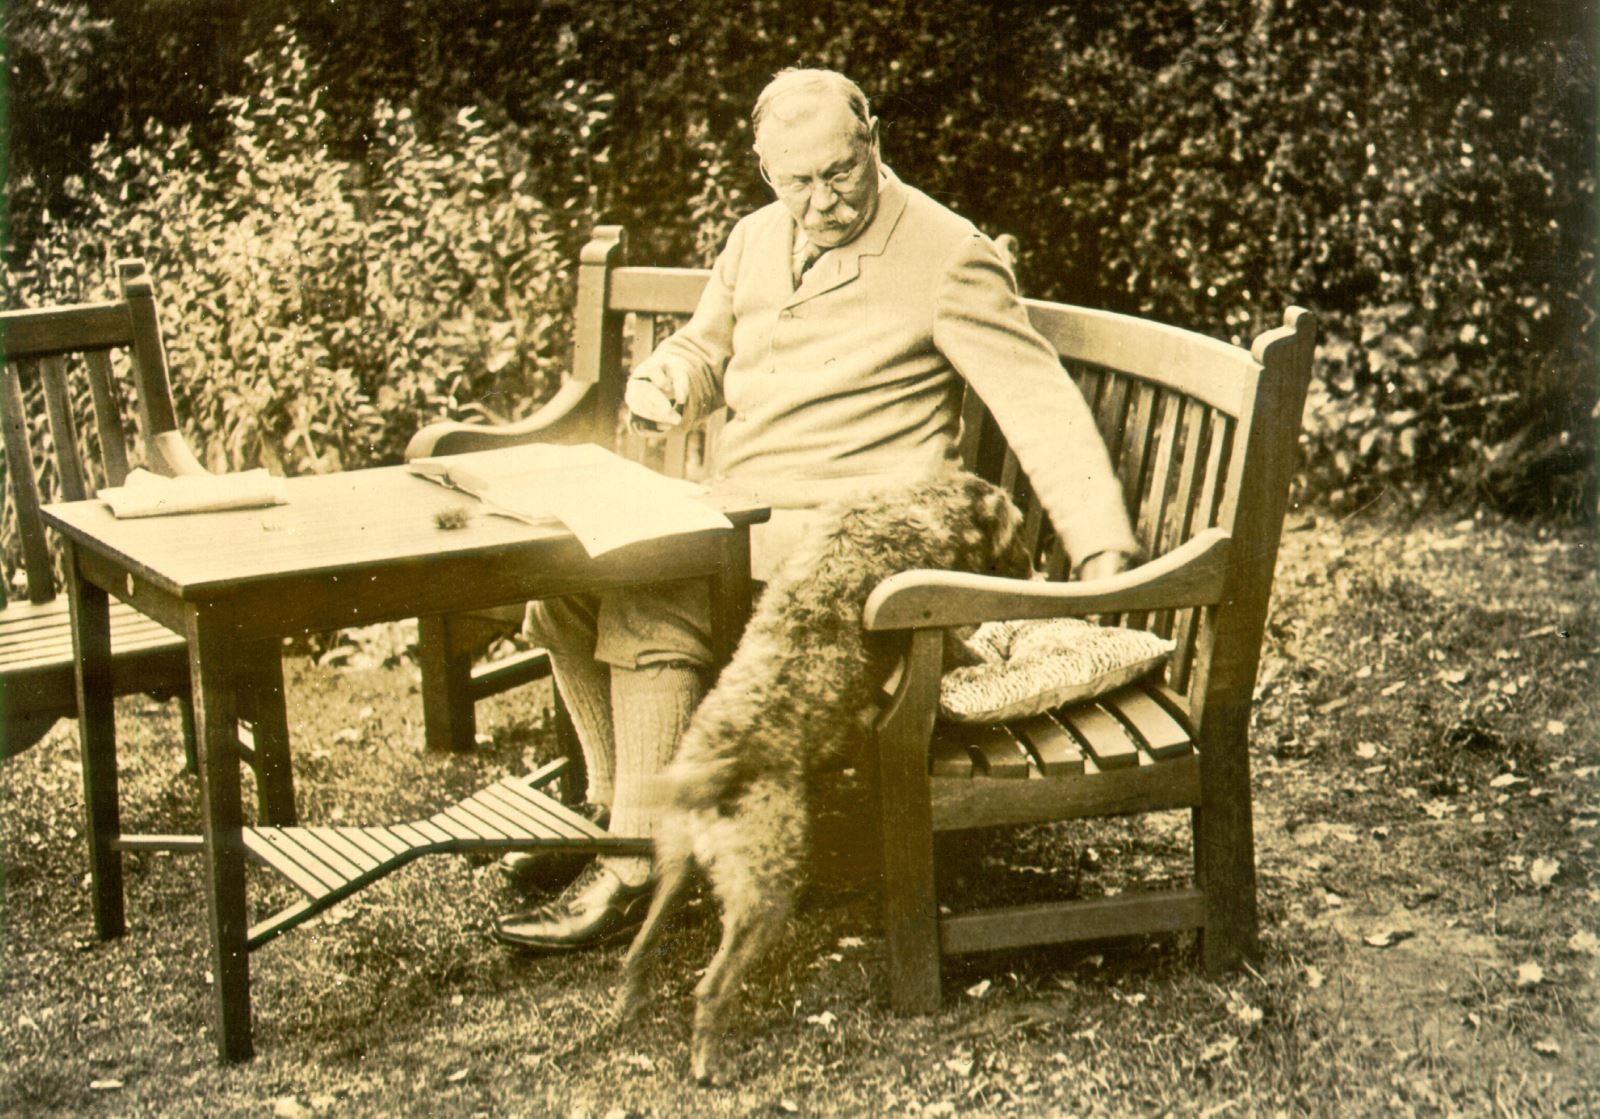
{"left": 1489, "top": 773, "right": 1527, "bottom": 789}
{"left": 777, "top": 1099, "right": 801, "bottom": 1113}
{"left": 1546, "top": 720, "right": 1567, "bottom": 736}
{"left": 1200, "top": 1037, "right": 1239, "bottom": 1063}
{"left": 1363, "top": 929, "right": 1416, "bottom": 948}
{"left": 1567, "top": 929, "right": 1600, "bottom": 956}
{"left": 1530, "top": 857, "right": 1561, "bottom": 888}
{"left": 805, "top": 1010, "right": 838, "bottom": 1030}
{"left": 1514, "top": 961, "right": 1545, "bottom": 987}
{"left": 966, "top": 979, "right": 992, "bottom": 998}
{"left": 1304, "top": 965, "right": 1325, "bottom": 990}
{"left": 623, "top": 1054, "right": 655, "bottom": 1071}
{"left": 445, "top": 1069, "right": 469, "bottom": 1084}
{"left": 837, "top": 936, "right": 865, "bottom": 949}
{"left": 1381, "top": 681, "right": 1407, "bottom": 697}
{"left": 1355, "top": 741, "right": 1380, "bottom": 759}
{"left": 1533, "top": 1037, "right": 1562, "bottom": 1057}
{"left": 1442, "top": 669, "right": 1469, "bottom": 685}
{"left": 943, "top": 1055, "right": 974, "bottom": 1077}
{"left": 1232, "top": 1001, "right": 1264, "bottom": 1027}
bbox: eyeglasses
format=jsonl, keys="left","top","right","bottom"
{"left": 759, "top": 154, "right": 871, "bottom": 200}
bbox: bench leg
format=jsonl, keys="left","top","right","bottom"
{"left": 1195, "top": 721, "right": 1259, "bottom": 973}
{"left": 873, "top": 629, "right": 945, "bottom": 1014}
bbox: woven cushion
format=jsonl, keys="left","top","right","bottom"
{"left": 939, "top": 618, "right": 1175, "bottom": 724}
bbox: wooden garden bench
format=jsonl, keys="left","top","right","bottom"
{"left": 406, "top": 226, "right": 1316, "bottom": 1001}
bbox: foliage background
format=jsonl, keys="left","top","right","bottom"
{"left": 2, "top": 0, "right": 1595, "bottom": 575}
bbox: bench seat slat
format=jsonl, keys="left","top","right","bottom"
{"left": 1102, "top": 685, "right": 1192, "bottom": 760}
{"left": 1060, "top": 704, "right": 1140, "bottom": 770}
{"left": 929, "top": 732, "right": 976, "bottom": 778}
{"left": 1013, "top": 713, "right": 1085, "bottom": 775}
{"left": 968, "top": 724, "right": 1030, "bottom": 778}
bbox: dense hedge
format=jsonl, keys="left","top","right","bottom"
{"left": 4, "top": 0, "right": 1595, "bottom": 522}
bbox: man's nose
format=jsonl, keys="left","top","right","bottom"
{"left": 807, "top": 180, "right": 842, "bottom": 210}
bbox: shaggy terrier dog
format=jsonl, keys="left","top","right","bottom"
{"left": 615, "top": 469, "right": 1031, "bottom": 1084}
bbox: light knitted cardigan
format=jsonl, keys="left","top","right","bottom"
{"left": 654, "top": 169, "right": 1139, "bottom": 579}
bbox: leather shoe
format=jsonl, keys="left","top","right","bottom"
{"left": 493, "top": 863, "right": 652, "bottom": 953}
{"left": 498, "top": 802, "right": 609, "bottom": 893}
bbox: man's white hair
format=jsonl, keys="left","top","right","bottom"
{"left": 751, "top": 68, "right": 874, "bottom": 148}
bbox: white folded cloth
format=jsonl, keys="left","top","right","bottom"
{"left": 98, "top": 467, "right": 288, "bottom": 519}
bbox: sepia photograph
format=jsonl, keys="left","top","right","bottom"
{"left": 1, "top": 2, "right": 1595, "bottom": 1114}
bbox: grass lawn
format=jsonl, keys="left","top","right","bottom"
{"left": 2, "top": 508, "right": 1595, "bottom": 1117}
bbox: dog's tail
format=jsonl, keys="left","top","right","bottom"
{"left": 613, "top": 826, "right": 696, "bottom": 1025}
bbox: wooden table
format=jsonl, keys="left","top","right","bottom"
{"left": 43, "top": 464, "right": 766, "bottom": 1061}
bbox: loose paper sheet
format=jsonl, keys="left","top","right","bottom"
{"left": 409, "top": 443, "right": 732, "bottom": 556}
{"left": 98, "top": 468, "right": 288, "bottom": 518}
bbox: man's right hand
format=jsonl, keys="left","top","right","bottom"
{"left": 625, "top": 357, "right": 689, "bottom": 432}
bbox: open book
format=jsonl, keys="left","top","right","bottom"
{"left": 408, "top": 443, "right": 733, "bottom": 557}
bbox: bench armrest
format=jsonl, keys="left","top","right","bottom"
{"left": 403, "top": 380, "right": 600, "bottom": 460}
{"left": 863, "top": 527, "right": 1233, "bottom": 632}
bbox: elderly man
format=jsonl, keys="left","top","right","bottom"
{"left": 493, "top": 68, "right": 1137, "bottom": 952}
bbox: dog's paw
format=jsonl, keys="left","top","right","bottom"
{"left": 689, "top": 1033, "right": 735, "bottom": 1087}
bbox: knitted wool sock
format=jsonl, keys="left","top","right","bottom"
{"left": 601, "top": 662, "right": 704, "bottom": 887}
{"left": 548, "top": 653, "right": 616, "bottom": 808}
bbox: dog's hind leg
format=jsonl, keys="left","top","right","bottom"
{"left": 614, "top": 835, "right": 695, "bottom": 1026}
{"left": 689, "top": 884, "right": 794, "bottom": 1086}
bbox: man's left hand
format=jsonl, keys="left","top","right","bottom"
{"left": 1077, "top": 550, "right": 1132, "bottom": 582}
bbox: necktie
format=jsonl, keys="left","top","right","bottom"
{"left": 791, "top": 238, "right": 823, "bottom": 286}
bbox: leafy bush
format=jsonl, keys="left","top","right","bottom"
{"left": 4, "top": 32, "right": 576, "bottom": 478}
{"left": 5, "top": 0, "right": 1595, "bottom": 517}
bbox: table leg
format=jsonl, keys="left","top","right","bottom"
{"left": 239, "top": 640, "right": 295, "bottom": 826}
{"left": 185, "top": 608, "right": 254, "bottom": 1062}
{"left": 64, "top": 541, "right": 124, "bottom": 940}
{"left": 707, "top": 526, "right": 754, "bottom": 671}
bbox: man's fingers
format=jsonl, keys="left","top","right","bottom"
{"left": 625, "top": 376, "right": 683, "bottom": 427}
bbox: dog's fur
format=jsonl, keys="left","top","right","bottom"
{"left": 615, "top": 469, "right": 1032, "bottom": 1083}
